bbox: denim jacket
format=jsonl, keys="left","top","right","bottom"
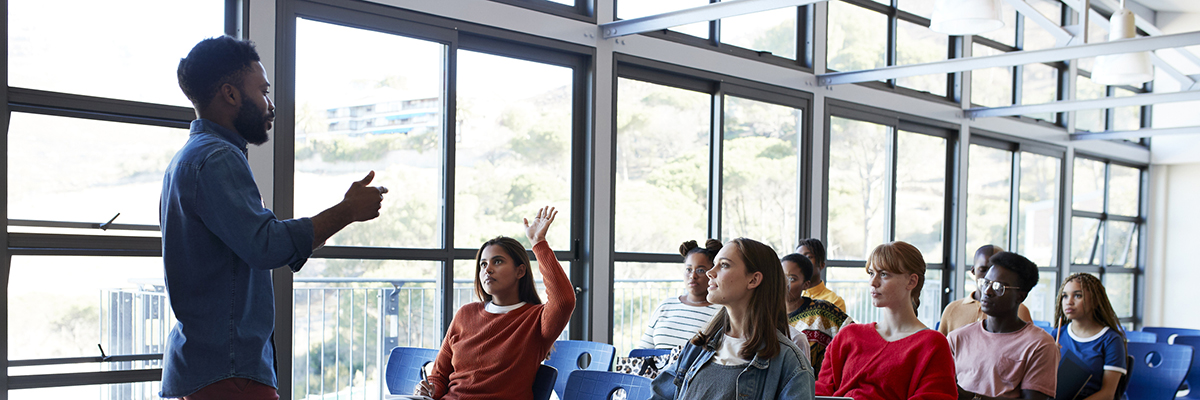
{"left": 651, "top": 328, "right": 815, "bottom": 400}
{"left": 159, "top": 120, "right": 314, "bottom": 397}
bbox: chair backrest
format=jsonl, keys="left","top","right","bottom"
{"left": 628, "top": 348, "right": 672, "bottom": 358}
{"left": 1141, "top": 327, "right": 1200, "bottom": 344}
{"left": 562, "top": 370, "right": 654, "bottom": 400}
{"left": 1033, "top": 320, "right": 1053, "bottom": 330}
{"left": 546, "top": 340, "right": 616, "bottom": 399}
{"left": 1125, "top": 342, "right": 1193, "bottom": 400}
{"left": 1124, "top": 331, "right": 1158, "bottom": 344}
{"left": 1114, "top": 355, "right": 1133, "bottom": 400}
{"left": 1171, "top": 336, "right": 1200, "bottom": 397}
{"left": 384, "top": 347, "right": 439, "bottom": 395}
{"left": 533, "top": 364, "right": 558, "bottom": 400}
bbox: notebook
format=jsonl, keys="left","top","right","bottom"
{"left": 1055, "top": 350, "right": 1094, "bottom": 400}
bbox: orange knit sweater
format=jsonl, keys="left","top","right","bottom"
{"left": 429, "top": 241, "right": 576, "bottom": 400}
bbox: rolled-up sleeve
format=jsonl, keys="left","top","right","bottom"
{"left": 194, "top": 147, "right": 313, "bottom": 271}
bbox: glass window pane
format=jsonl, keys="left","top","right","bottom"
{"left": 455, "top": 50, "right": 574, "bottom": 249}
{"left": 972, "top": 45, "right": 1013, "bottom": 107}
{"left": 828, "top": 267, "right": 943, "bottom": 328}
{"left": 965, "top": 144, "right": 1012, "bottom": 264}
{"left": 7, "top": 113, "right": 187, "bottom": 232}
{"left": 720, "top": 8, "right": 797, "bottom": 59}
{"left": 1103, "top": 273, "right": 1134, "bottom": 318}
{"left": 613, "top": 261, "right": 687, "bottom": 356}
{"left": 617, "top": 0, "right": 709, "bottom": 38}
{"left": 895, "top": 131, "right": 946, "bottom": 263}
{"left": 8, "top": 0, "right": 222, "bottom": 106}
{"left": 1022, "top": 63, "right": 1059, "bottom": 122}
{"left": 828, "top": 117, "right": 890, "bottom": 260}
{"left": 1109, "top": 165, "right": 1140, "bottom": 216}
{"left": 896, "top": 20, "right": 949, "bottom": 96}
{"left": 1071, "top": 217, "right": 1102, "bottom": 265}
{"left": 1026, "top": 271, "right": 1058, "bottom": 322}
{"left": 1017, "top": 153, "right": 1060, "bottom": 267}
{"left": 1105, "top": 222, "right": 1137, "bottom": 268}
{"left": 294, "top": 19, "right": 445, "bottom": 248}
{"left": 898, "top": 0, "right": 934, "bottom": 18}
{"left": 1021, "top": 0, "right": 1062, "bottom": 51}
{"left": 720, "top": 96, "right": 802, "bottom": 253}
{"left": 1075, "top": 76, "right": 1108, "bottom": 132}
{"left": 1113, "top": 88, "right": 1141, "bottom": 131}
{"left": 9, "top": 256, "right": 173, "bottom": 361}
{"left": 1072, "top": 158, "right": 1105, "bottom": 213}
{"left": 293, "top": 259, "right": 441, "bottom": 397}
{"left": 616, "top": 78, "right": 711, "bottom": 253}
{"left": 827, "top": 1, "right": 887, "bottom": 73}
{"left": 976, "top": 1, "right": 1017, "bottom": 46}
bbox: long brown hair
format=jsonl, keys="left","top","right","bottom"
{"left": 473, "top": 237, "right": 542, "bottom": 305}
{"left": 866, "top": 241, "right": 926, "bottom": 316}
{"left": 691, "top": 238, "right": 788, "bottom": 360}
{"left": 1054, "top": 273, "right": 1125, "bottom": 343}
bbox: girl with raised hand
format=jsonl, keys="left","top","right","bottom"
{"left": 651, "top": 238, "right": 814, "bottom": 400}
{"left": 1052, "top": 273, "right": 1128, "bottom": 400}
{"left": 816, "top": 241, "right": 957, "bottom": 400}
{"left": 635, "top": 239, "right": 725, "bottom": 350}
{"left": 415, "top": 206, "right": 575, "bottom": 400}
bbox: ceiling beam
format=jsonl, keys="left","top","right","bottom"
{"left": 817, "top": 30, "right": 1200, "bottom": 86}
{"left": 1069, "top": 126, "right": 1200, "bottom": 140}
{"left": 964, "top": 90, "right": 1200, "bottom": 118}
{"left": 599, "top": 0, "right": 825, "bottom": 39}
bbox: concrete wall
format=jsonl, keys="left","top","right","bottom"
{"left": 1145, "top": 162, "right": 1200, "bottom": 329}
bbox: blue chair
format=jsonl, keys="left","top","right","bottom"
{"left": 1032, "top": 320, "right": 1053, "bottom": 330}
{"left": 546, "top": 340, "right": 616, "bottom": 400}
{"left": 628, "top": 348, "right": 671, "bottom": 358}
{"left": 1125, "top": 342, "right": 1193, "bottom": 400}
{"left": 1142, "top": 327, "right": 1200, "bottom": 344}
{"left": 1125, "top": 331, "right": 1158, "bottom": 344}
{"left": 384, "top": 347, "right": 439, "bottom": 395}
{"left": 1173, "top": 336, "right": 1200, "bottom": 400}
{"left": 563, "top": 370, "right": 653, "bottom": 400}
{"left": 533, "top": 364, "right": 558, "bottom": 400}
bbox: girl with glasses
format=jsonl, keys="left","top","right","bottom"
{"left": 635, "top": 239, "right": 725, "bottom": 350}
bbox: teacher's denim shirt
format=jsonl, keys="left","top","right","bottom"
{"left": 159, "top": 120, "right": 313, "bottom": 397}
{"left": 651, "top": 328, "right": 815, "bottom": 400}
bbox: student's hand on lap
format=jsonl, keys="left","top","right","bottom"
{"left": 414, "top": 379, "right": 434, "bottom": 397}
{"left": 524, "top": 206, "right": 557, "bottom": 245}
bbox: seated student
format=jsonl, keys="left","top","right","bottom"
{"left": 947, "top": 252, "right": 1058, "bottom": 400}
{"left": 1050, "top": 273, "right": 1127, "bottom": 400}
{"left": 817, "top": 241, "right": 958, "bottom": 400}
{"left": 796, "top": 239, "right": 847, "bottom": 312}
{"left": 415, "top": 207, "right": 575, "bottom": 400}
{"left": 636, "top": 239, "right": 725, "bottom": 350}
{"left": 651, "top": 238, "right": 814, "bottom": 400}
{"left": 782, "top": 253, "right": 853, "bottom": 379}
{"left": 939, "top": 245, "right": 1032, "bottom": 335}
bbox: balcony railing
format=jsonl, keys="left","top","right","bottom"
{"left": 99, "top": 278, "right": 946, "bottom": 400}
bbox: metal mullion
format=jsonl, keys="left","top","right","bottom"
{"left": 1072, "top": 210, "right": 1104, "bottom": 219}
{"left": 2, "top": 0, "right": 11, "bottom": 389}
{"left": 886, "top": 4, "right": 898, "bottom": 87}
{"left": 7, "top": 232, "right": 160, "bottom": 255}
{"left": 7, "top": 88, "right": 195, "bottom": 129}
{"left": 709, "top": 89, "right": 723, "bottom": 241}
{"left": 1009, "top": 151, "right": 1021, "bottom": 253}
{"left": 441, "top": 38, "right": 459, "bottom": 336}
{"left": 886, "top": 126, "right": 898, "bottom": 243}
{"left": 613, "top": 252, "right": 681, "bottom": 264}
{"left": 941, "top": 124, "right": 959, "bottom": 308}
{"left": 568, "top": 51, "right": 589, "bottom": 341}
{"left": 1100, "top": 162, "right": 1112, "bottom": 269}
{"left": 7, "top": 369, "right": 164, "bottom": 390}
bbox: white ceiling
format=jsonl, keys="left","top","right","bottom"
{"left": 1133, "top": 0, "right": 1200, "bottom": 13}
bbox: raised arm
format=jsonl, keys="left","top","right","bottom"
{"left": 525, "top": 206, "right": 576, "bottom": 340}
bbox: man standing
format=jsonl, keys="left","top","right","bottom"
{"left": 161, "top": 36, "right": 386, "bottom": 399}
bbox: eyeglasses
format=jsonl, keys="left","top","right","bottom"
{"left": 977, "top": 278, "right": 1022, "bottom": 297}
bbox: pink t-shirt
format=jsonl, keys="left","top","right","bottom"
{"left": 947, "top": 321, "right": 1059, "bottom": 398}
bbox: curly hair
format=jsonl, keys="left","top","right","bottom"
{"left": 796, "top": 238, "right": 827, "bottom": 267}
{"left": 679, "top": 239, "right": 722, "bottom": 263}
{"left": 177, "top": 36, "right": 261, "bottom": 109}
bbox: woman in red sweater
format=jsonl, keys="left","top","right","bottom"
{"left": 415, "top": 206, "right": 575, "bottom": 400}
{"left": 815, "top": 241, "right": 957, "bottom": 400}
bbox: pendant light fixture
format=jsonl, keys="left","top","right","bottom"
{"left": 1091, "top": 1, "right": 1154, "bottom": 86}
{"left": 930, "top": 0, "right": 1006, "bottom": 36}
